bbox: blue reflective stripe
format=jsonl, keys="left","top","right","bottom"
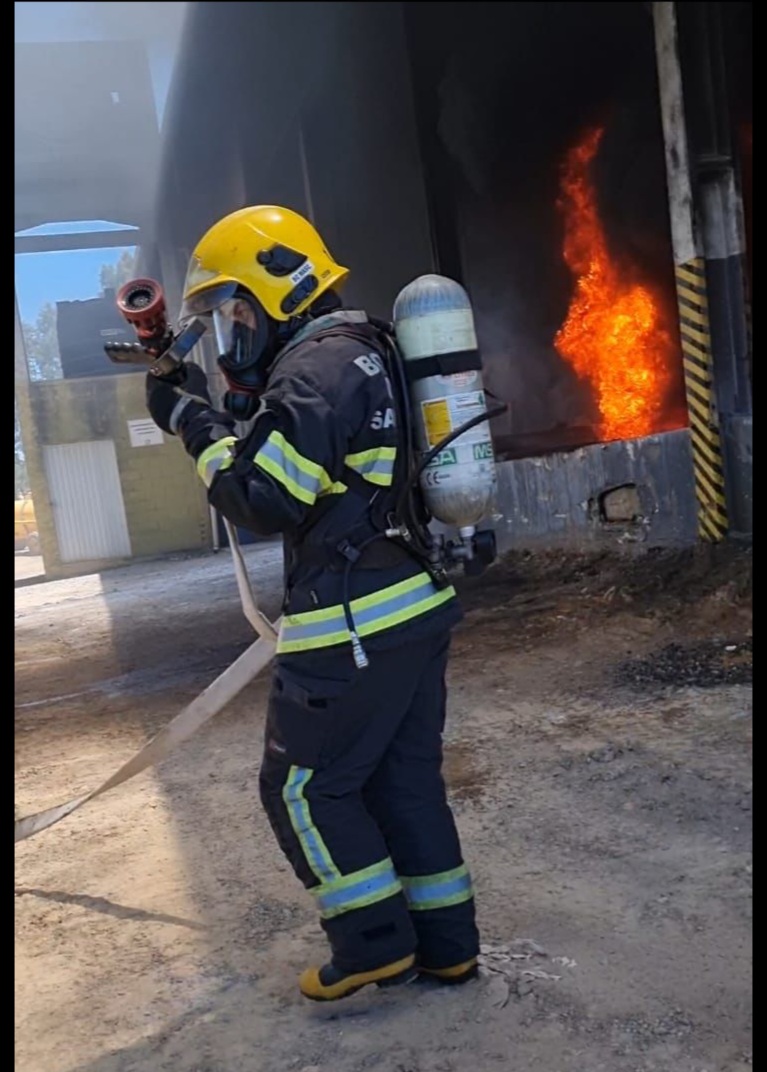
{"left": 405, "top": 873, "right": 472, "bottom": 907}
{"left": 278, "top": 574, "right": 457, "bottom": 654}
{"left": 354, "top": 457, "right": 393, "bottom": 477}
{"left": 401, "top": 866, "right": 474, "bottom": 911}
{"left": 347, "top": 456, "right": 395, "bottom": 482}
{"left": 315, "top": 866, "right": 401, "bottom": 917}
{"left": 284, "top": 578, "right": 438, "bottom": 643}
{"left": 257, "top": 437, "right": 323, "bottom": 500}
{"left": 345, "top": 448, "right": 396, "bottom": 487}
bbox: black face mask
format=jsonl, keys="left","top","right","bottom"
{"left": 211, "top": 292, "right": 279, "bottom": 420}
{"left": 214, "top": 288, "right": 343, "bottom": 421}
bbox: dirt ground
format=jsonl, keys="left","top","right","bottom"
{"left": 15, "top": 538, "right": 752, "bottom": 1072}
{"left": 15, "top": 552, "right": 45, "bottom": 584}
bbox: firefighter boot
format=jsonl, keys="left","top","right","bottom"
{"left": 418, "top": 957, "right": 479, "bottom": 985}
{"left": 298, "top": 954, "right": 418, "bottom": 1001}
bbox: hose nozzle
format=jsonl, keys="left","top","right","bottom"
{"left": 116, "top": 278, "right": 169, "bottom": 354}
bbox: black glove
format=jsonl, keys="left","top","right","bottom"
{"left": 146, "top": 363, "right": 235, "bottom": 459}
{"left": 145, "top": 362, "right": 210, "bottom": 432}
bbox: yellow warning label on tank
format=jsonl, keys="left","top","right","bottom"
{"left": 421, "top": 399, "right": 452, "bottom": 448}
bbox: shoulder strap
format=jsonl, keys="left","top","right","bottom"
{"left": 289, "top": 321, "right": 434, "bottom": 566}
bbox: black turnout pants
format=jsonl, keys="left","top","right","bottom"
{"left": 259, "top": 630, "right": 480, "bottom": 974}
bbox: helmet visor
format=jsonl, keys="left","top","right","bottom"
{"left": 211, "top": 296, "right": 263, "bottom": 366}
{"left": 179, "top": 281, "right": 239, "bottom": 325}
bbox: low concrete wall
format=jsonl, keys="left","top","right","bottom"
{"left": 492, "top": 428, "right": 699, "bottom": 553}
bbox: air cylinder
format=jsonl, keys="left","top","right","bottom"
{"left": 393, "top": 274, "right": 497, "bottom": 534}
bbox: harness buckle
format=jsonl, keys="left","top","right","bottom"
{"left": 336, "top": 539, "right": 361, "bottom": 564}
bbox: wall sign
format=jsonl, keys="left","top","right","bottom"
{"left": 127, "top": 419, "right": 164, "bottom": 448}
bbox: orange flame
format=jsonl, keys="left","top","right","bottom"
{"left": 554, "top": 127, "right": 674, "bottom": 441}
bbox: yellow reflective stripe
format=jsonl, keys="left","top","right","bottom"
{"left": 283, "top": 766, "right": 340, "bottom": 884}
{"left": 256, "top": 452, "right": 316, "bottom": 505}
{"left": 277, "top": 575, "right": 457, "bottom": 654}
{"left": 271, "top": 430, "right": 328, "bottom": 481}
{"left": 345, "top": 447, "right": 397, "bottom": 466}
{"left": 363, "top": 472, "right": 393, "bottom": 487}
{"left": 289, "top": 571, "right": 431, "bottom": 625}
{"left": 311, "top": 857, "right": 402, "bottom": 919}
{"left": 361, "top": 587, "right": 454, "bottom": 634}
{"left": 196, "top": 436, "right": 237, "bottom": 486}
{"left": 345, "top": 446, "right": 396, "bottom": 488}
{"left": 255, "top": 430, "right": 335, "bottom": 506}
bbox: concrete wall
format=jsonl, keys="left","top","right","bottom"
{"left": 24, "top": 372, "right": 210, "bottom": 579}
{"left": 492, "top": 428, "right": 699, "bottom": 553}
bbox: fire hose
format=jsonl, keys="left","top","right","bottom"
{"left": 15, "top": 280, "right": 281, "bottom": 844}
{"left": 14, "top": 615, "right": 280, "bottom": 843}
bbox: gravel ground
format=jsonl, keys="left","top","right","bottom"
{"left": 15, "top": 540, "right": 752, "bottom": 1072}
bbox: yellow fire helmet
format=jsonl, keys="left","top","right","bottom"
{"left": 179, "top": 205, "right": 349, "bottom": 325}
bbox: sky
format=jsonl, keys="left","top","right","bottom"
{"left": 15, "top": 245, "right": 137, "bottom": 327}
{"left": 14, "top": 2, "right": 187, "bottom": 324}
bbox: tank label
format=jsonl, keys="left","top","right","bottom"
{"left": 437, "top": 370, "right": 478, "bottom": 389}
{"left": 421, "top": 391, "right": 492, "bottom": 448}
{"left": 421, "top": 399, "right": 452, "bottom": 447}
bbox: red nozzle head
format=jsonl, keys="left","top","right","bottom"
{"left": 116, "top": 278, "right": 167, "bottom": 341}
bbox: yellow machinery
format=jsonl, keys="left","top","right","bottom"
{"left": 15, "top": 496, "right": 40, "bottom": 555}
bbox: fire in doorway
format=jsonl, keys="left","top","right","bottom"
{"left": 554, "top": 127, "right": 679, "bottom": 443}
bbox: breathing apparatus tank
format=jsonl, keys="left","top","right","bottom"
{"left": 392, "top": 275, "right": 499, "bottom": 571}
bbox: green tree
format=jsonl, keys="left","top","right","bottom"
{"left": 99, "top": 249, "right": 137, "bottom": 292}
{"left": 22, "top": 302, "right": 62, "bottom": 382}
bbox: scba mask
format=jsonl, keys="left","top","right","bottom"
{"left": 214, "top": 302, "right": 272, "bottom": 419}
{"left": 182, "top": 284, "right": 275, "bottom": 421}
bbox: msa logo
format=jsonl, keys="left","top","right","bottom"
{"left": 432, "top": 448, "right": 457, "bottom": 467}
{"left": 472, "top": 441, "right": 494, "bottom": 461}
{"left": 289, "top": 260, "right": 314, "bottom": 285}
{"left": 354, "top": 353, "right": 384, "bottom": 377}
{"left": 370, "top": 408, "right": 396, "bottom": 430}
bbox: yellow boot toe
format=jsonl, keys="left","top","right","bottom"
{"left": 299, "top": 954, "right": 417, "bottom": 1001}
{"left": 418, "top": 957, "right": 479, "bottom": 984}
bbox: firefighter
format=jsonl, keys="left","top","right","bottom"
{"left": 145, "top": 205, "right": 480, "bottom": 1001}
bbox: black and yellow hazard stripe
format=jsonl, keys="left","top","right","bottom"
{"left": 675, "top": 258, "right": 729, "bottom": 542}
